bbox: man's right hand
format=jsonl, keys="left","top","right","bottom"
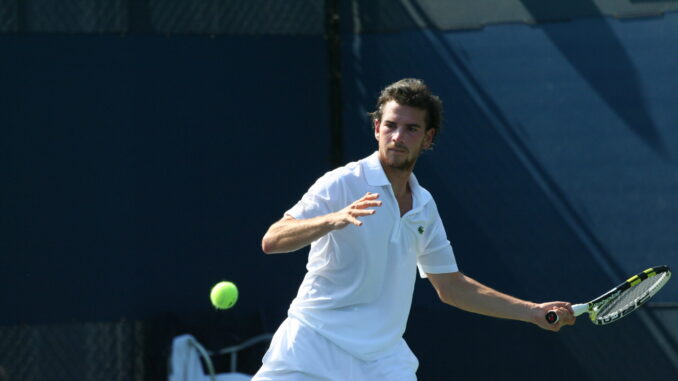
{"left": 329, "top": 192, "right": 382, "bottom": 229}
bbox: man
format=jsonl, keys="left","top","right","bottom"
{"left": 253, "top": 78, "right": 575, "bottom": 380}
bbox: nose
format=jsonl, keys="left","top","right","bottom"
{"left": 391, "top": 126, "right": 404, "bottom": 142}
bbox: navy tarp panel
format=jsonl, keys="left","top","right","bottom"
{"left": 343, "top": 9, "right": 678, "bottom": 380}
{"left": 0, "top": 35, "right": 327, "bottom": 326}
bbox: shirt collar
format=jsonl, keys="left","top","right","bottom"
{"left": 362, "top": 151, "right": 432, "bottom": 207}
{"left": 363, "top": 151, "right": 390, "bottom": 186}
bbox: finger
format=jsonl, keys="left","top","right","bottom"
{"left": 559, "top": 305, "right": 575, "bottom": 319}
{"left": 554, "top": 315, "right": 570, "bottom": 331}
{"left": 554, "top": 308, "right": 575, "bottom": 326}
{"left": 349, "top": 216, "right": 363, "bottom": 226}
{"left": 350, "top": 193, "right": 379, "bottom": 208}
{"left": 351, "top": 198, "right": 382, "bottom": 209}
{"left": 540, "top": 319, "right": 559, "bottom": 332}
{"left": 562, "top": 311, "right": 576, "bottom": 326}
{"left": 355, "top": 200, "right": 382, "bottom": 209}
{"left": 350, "top": 209, "right": 377, "bottom": 217}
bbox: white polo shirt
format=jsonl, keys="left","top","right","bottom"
{"left": 285, "top": 152, "right": 458, "bottom": 361}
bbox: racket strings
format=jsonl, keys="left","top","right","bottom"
{"left": 596, "top": 272, "right": 670, "bottom": 319}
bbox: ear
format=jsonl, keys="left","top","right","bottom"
{"left": 373, "top": 118, "right": 380, "bottom": 141}
{"left": 423, "top": 128, "right": 435, "bottom": 150}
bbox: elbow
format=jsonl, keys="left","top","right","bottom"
{"left": 261, "top": 232, "right": 284, "bottom": 254}
{"left": 261, "top": 236, "right": 275, "bottom": 254}
{"left": 437, "top": 290, "right": 458, "bottom": 307}
{"left": 433, "top": 273, "right": 470, "bottom": 308}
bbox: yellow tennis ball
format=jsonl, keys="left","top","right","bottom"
{"left": 210, "top": 281, "right": 238, "bottom": 309}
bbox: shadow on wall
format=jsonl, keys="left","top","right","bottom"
{"left": 520, "top": 0, "right": 668, "bottom": 159}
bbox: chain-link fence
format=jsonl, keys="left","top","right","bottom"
{"left": 0, "top": 0, "right": 324, "bottom": 35}
{"left": 0, "top": 320, "right": 144, "bottom": 381}
{"left": 0, "top": 0, "right": 17, "bottom": 32}
{"left": 0, "top": 0, "right": 126, "bottom": 33}
{"left": 149, "top": 0, "right": 324, "bottom": 36}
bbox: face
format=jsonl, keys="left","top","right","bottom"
{"left": 374, "top": 100, "right": 435, "bottom": 172}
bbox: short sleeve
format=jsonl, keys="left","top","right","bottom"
{"left": 286, "top": 172, "right": 345, "bottom": 220}
{"left": 416, "top": 207, "right": 458, "bottom": 278}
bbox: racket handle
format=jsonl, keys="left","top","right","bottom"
{"left": 545, "top": 311, "right": 559, "bottom": 324}
{"left": 546, "top": 304, "right": 588, "bottom": 324}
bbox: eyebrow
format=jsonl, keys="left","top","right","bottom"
{"left": 384, "top": 120, "right": 422, "bottom": 129}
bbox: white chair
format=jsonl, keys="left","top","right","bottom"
{"left": 168, "top": 333, "right": 272, "bottom": 381}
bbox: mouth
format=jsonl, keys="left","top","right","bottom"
{"left": 387, "top": 146, "right": 408, "bottom": 154}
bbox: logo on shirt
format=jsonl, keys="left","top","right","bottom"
{"left": 418, "top": 226, "right": 424, "bottom": 234}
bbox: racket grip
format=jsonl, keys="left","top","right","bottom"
{"left": 545, "top": 311, "right": 559, "bottom": 324}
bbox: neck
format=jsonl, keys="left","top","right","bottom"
{"left": 382, "top": 165, "right": 412, "bottom": 198}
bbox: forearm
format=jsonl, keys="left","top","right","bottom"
{"left": 434, "top": 273, "right": 538, "bottom": 323}
{"left": 262, "top": 192, "right": 381, "bottom": 254}
{"left": 431, "top": 272, "right": 575, "bottom": 330}
{"left": 452, "top": 276, "right": 536, "bottom": 322}
{"left": 261, "top": 214, "right": 338, "bottom": 254}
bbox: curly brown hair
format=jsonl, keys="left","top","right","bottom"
{"left": 369, "top": 78, "right": 443, "bottom": 144}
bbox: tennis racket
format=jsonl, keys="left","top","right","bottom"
{"left": 546, "top": 265, "right": 671, "bottom": 325}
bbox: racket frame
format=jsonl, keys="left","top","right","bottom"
{"left": 546, "top": 265, "right": 671, "bottom": 325}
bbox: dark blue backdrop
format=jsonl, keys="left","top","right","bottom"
{"left": 0, "top": 35, "right": 326, "bottom": 326}
{"left": 340, "top": 8, "right": 678, "bottom": 379}
{"left": 1, "top": 8, "right": 677, "bottom": 381}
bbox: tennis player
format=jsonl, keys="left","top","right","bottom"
{"left": 252, "top": 78, "right": 575, "bottom": 381}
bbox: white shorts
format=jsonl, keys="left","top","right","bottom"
{"left": 252, "top": 318, "right": 419, "bottom": 381}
